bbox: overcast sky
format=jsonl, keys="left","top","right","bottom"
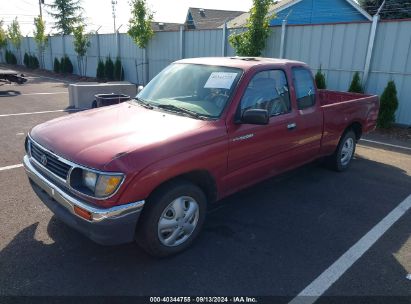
{"left": 0, "top": 0, "right": 253, "bottom": 35}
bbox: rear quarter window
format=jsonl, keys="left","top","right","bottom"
{"left": 292, "top": 67, "right": 316, "bottom": 110}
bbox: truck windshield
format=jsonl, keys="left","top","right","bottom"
{"left": 136, "top": 63, "right": 242, "bottom": 118}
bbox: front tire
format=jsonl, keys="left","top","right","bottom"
{"left": 328, "top": 130, "right": 357, "bottom": 172}
{"left": 136, "top": 180, "right": 207, "bottom": 257}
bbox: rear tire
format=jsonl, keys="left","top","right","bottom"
{"left": 91, "top": 100, "right": 97, "bottom": 108}
{"left": 136, "top": 180, "right": 207, "bottom": 257}
{"left": 328, "top": 130, "right": 357, "bottom": 172}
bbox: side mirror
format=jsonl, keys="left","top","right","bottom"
{"left": 241, "top": 109, "right": 269, "bottom": 125}
{"left": 137, "top": 85, "right": 144, "bottom": 93}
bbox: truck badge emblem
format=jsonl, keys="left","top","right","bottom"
{"left": 40, "top": 154, "right": 48, "bottom": 166}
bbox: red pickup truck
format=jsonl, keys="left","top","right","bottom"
{"left": 24, "top": 57, "right": 379, "bottom": 257}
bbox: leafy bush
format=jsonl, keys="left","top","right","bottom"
{"left": 377, "top": 80, "right": 399, "bottom": 129}
{"left": 60, "top": 56, "right": 73, "bottom": 74}
{"left": 5, "top": 50, "right": 17, "bottom": 64}
{"left": 53, "top": 57, "right": 60, "bottom": 73}
{"left": 114, "top": 57, "right": 124, "bottom": 81}
{"left": 105, "top": 56, "right": 114, "bottom": 81}
{"left": 348, "top": 71, "right": 364, "bottom": 93}
{"left": 315, "top": 68, "right": 326, "bottom": 89}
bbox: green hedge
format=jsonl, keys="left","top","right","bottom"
{"left": 377, "top": 81, "right": 399, "bottom": 129}
{"left": 60, "top": 56, "right": 73, "bottom": 74}
{"left": 96, "top": 57, "right": 124, "bottom": 81}
{"left": 96, "top": 59, "right": 105, "bottom": 81}
{"left": 348, "top": 72, "right": 364, "bottom": 93}
{"left": 315, "top": 68, "right": 326, "bottom": 89}
{"left": 105, "top": 56, "right": 114, "bottom": 81}
{"left": 5, "top": 50, "right": 17, "bottom": 64}
{"left": 52, "top": 56, "right": 73, "bottom": 74}
{"left": 53, "top": 57, "right": 60, "bottom": 73}
{"left": 114, "top": 57, "right": 125, "bottom": 81}
{"left": 23, "top": 53, "right": 39, "bottom": 69}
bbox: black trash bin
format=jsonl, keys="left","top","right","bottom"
{"left": 92, "top": 93, "right": 131, "bottom": 108}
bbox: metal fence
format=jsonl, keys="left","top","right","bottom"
{"left": 3, "top": 19, "right": 411, "bottom": 125}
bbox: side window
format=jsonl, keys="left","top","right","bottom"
{"left": 292, "top": 67, "right": 316, "bottom": 110}
{"left": 240, "top": 70, "right": 291, "bottom": 117}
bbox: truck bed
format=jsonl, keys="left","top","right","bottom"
{"left": 319, "top": 90, "right": 374, "bottom": 106}
{"left": 318, "top": 89, "right": 379, "bottom": 155}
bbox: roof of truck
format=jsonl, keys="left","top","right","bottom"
{"left": 175, "top": 57, "right": 306, "bottom": 70}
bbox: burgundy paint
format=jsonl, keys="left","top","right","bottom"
{"left": 30, "top": 58, "right": 379, "bottom": 208}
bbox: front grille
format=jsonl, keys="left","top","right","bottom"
{"left": 30, "top": 142, "right": 72, "bottom": 180}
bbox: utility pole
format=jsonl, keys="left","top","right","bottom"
{"left": 111, "top": 0, "right": 118, "bottom": 33}
{"left": 279, "top": 10, "right": 292, "bottom": 59}
{"left": 363, "top": 0, "right": 385, "bottom": 87}
{"left": 39, "top": 0, "right": 44, "bottom": 19}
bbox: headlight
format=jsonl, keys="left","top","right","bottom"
{"left": 83, "top": 171, "right": 97, "bottom": 192}
{"left": 70, "top": 168, "right": 124, "bottom": 199}
{"left": 95, "top": 175, "right": 123, "bottom": 197}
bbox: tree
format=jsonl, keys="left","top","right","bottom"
{"left": 377, "top": 80, "right": 399, "bottom": 128}
{"left": 229, "top": 0, "right": 274, "bottom": 56}
{"left": 358, "top": 0, "right": 411, "bottom": 19}
{"left": 33, "top": 16, "right": 48, "bottom": 68}
{"left": 127, "top": 0, "right": 154, "bottom": 49}
{"left": 47, "top": 0, "right": 83, "bottom": 35}
{"left": 0, "top": 20, "right": 7, "bottom": 63}
{"left": 7, "top": 18, "right": 22, "bottom": 64}
{"left": 348, "top": 71, "right": 364, "bottom": 93}
{"left": 73, "top": 24, "right": 90, "bottom": 77}
{"left": 315, "top": 67, "right": 326, "bottom": 89}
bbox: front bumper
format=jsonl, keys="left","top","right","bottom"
{"left": 23, "top": 155, "right": 145, "bottom": 245}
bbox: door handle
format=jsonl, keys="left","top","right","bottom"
{"left": 287, "top": 123, "right": 297, "bottom": 130}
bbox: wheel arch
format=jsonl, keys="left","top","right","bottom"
{"left": 346, "top": 121, "right": 363, "bottom": 141}
{"left": 147, "top": 169, "right": 218, "bottom": 205}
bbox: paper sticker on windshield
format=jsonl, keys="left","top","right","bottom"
{"left": 204, "top": 72, "right": 237, "bottom": 89}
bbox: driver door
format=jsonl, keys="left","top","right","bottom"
{"left": 224, "top": 69, "right": 300, "bottom": 193}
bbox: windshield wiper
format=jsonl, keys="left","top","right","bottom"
{"left": 133, "top": 97, "right": 153, "bottom": 109}
{"left": 157, "top": 104, "right": 205, "bottom": 119}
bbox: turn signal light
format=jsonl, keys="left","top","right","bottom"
{"left": 74, "top": 205, "right": 92, "bottom": 221}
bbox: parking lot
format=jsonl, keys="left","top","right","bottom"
{"left": 0, "top": 70, "right": 410, "bottom": 302}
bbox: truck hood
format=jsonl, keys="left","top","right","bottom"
{"left": 30, "top": 102, "right": 211, "bottom": 170}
